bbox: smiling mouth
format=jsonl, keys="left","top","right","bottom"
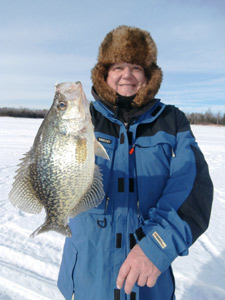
{"left": 119, "top": 84, "right": 136, "bottom": 87}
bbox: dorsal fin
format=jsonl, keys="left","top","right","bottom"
{"left": 9, "top": 151, "right": 43, "bottom": 214}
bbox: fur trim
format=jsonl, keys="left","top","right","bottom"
{"left": 91, "top": 25, "right": 163, "bottom": 107}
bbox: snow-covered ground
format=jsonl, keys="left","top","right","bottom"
{"left": 0, "top": 117, "right": 225, "bottom": 300}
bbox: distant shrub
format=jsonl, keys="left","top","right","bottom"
{"left": 0, "top": 107, "right": 48, "bottom": 118}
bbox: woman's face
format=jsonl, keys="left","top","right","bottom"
{"left": 106, "top": 62, "right": 147, "bottom": 97}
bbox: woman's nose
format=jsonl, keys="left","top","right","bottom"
{"left": 122, "top": 67, "right": 132, "bottom": 78}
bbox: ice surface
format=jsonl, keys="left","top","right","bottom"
{"left": 0, "top": 117, "right": 225, "bottom": 299}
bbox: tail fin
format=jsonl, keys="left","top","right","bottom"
{"left": 30, "top": 222, "right": 72, "bottom": 238}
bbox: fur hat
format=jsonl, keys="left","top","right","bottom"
{"left": 91, "top": 25, "right": 163, "bottom": 107}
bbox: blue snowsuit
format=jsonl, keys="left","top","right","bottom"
{"left": 58, "top": 98, "right": 213, "bottom": 300}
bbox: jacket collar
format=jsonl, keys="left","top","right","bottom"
{"left": 91, "top": 86, "right": 165, "bottom": 125}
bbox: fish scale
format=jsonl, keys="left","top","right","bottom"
{"left": 9, "top": 81, "right": 109, "bottom": 237}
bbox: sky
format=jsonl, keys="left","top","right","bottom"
{"left": 0, "top": 0, "right": 225, "bottom": 114}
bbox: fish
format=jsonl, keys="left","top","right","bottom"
{"left": 9, "top": 81, "right": 109, "bottom": 238}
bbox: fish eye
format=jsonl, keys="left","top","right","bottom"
{"left": 57, "top": 101, "right": 67, "bottom": 111}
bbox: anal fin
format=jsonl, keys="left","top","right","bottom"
{"left": 69, "top": 165, "right": 105, "bottom": 217}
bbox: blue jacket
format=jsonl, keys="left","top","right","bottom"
{"left": 58, "top": 99, "right": 213, "bottom": 300}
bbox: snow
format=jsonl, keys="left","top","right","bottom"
{"left": 0, "top": 117, "right": 225, "bottom": 300}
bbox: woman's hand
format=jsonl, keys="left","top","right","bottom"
{"left": 116, "top": 244, "right": 161, "bottom": 294}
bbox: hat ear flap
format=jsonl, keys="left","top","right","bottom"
{"left": 134, "top": 64, "right": 163, "bottom": 107}
{"left": 91, "top": 64, "right": 117, "bottom": 105}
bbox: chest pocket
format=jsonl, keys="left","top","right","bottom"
{"left": 135, "top": 132, "right": 176, "bottom": 163}
{"left": 134, "top": 134, "right": 176, "bottom": 217}
{"left": 87, "top": 134, "right": 117, "bottom": 214}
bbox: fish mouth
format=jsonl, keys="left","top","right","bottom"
{"left": 55, "top": 81, "right": 82, "bottom": 93}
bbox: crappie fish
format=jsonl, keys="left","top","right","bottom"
{"left": 9, "top": 81, "right": 109, "bottom": 238}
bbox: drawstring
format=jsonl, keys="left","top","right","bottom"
{"left": 129, "top": 144, "right": 135, "bottom": 155}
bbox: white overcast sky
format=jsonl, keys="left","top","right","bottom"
{"left": 0, "top": 0, "right": 225, "bottom": 113}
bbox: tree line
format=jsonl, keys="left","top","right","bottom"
{"left": 185, "top": 109, "right": 225, "bottom": 126}
{"left": 0, "top": 107, "right": 48, "bottom": 119}
{"left": 1, "top": 107, "right": 225, "bottom": 125}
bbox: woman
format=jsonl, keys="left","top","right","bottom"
{"left": 58, "top": 25, "right": 213, "bottom": 300}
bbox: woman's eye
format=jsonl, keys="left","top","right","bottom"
{"left": 57, "top": 101, "right": 67, "bottom": 111}
{"left": 133, "top": 66, "right": 142, "bottom": 71}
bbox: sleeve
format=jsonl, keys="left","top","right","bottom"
{"left": 134, "top": 108, "right": 213, "bottom": 272}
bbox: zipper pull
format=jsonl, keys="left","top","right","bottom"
{"left": 105, "top": 196, "right": 109, "bottom": 213}
{"left": 129, "top": 145, "right": 135, "bottom": 155}
{"left": 172, "top": 148, "right": 176, "bottom": 158}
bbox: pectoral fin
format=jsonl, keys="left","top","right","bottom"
{"left": 94, "top": 139, "right": 109, "bottom": 160}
